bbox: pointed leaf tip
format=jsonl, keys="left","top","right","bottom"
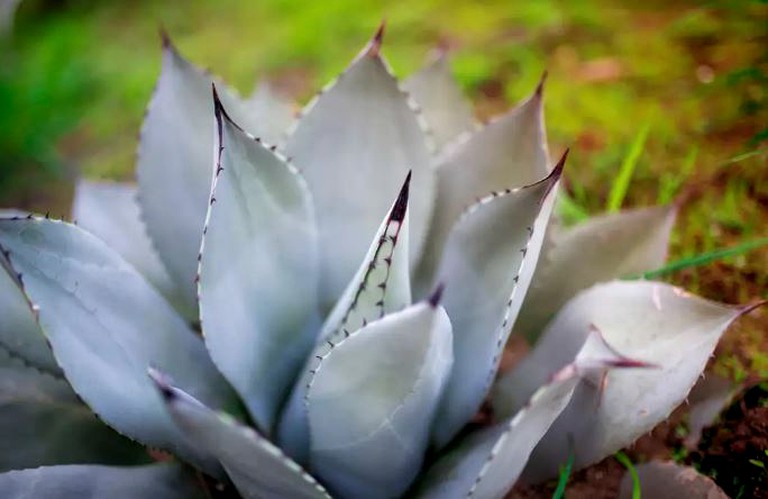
{"left": 147, "top": 367, "right": 176, "bottom": 401}
{"left": 535, "top": 70, "right": 548, "bottom": 97}
{"left": 428, "top": 282, "right": 445, "bottom": 307}
{"left": 159, "top": 27, "right": 173, "bottom": 50}
{"left": 366, "top": 20, "right": 386, "bottom": 57}
{"left": 739, "top": 299, "right": 768, "bottom": 317}
{"left": 390, "top": 171, "right": 412, "bottom": 223}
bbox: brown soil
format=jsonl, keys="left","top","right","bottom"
{"left": 691, "top": 382, "right": 768, "bottom": 499}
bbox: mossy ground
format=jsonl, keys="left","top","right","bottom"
{"left": 1, "top": 0, "right": 766, "bottom": 493}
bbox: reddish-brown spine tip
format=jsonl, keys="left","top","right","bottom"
{"left": 535, "top": 70, "right": 548, "bottom": 98}
{"left": 389, "top": 171, "right": 412, "bottom": 223}
{"left": 428, "top": 283, "right": 445, "bottom": 308}
{"left": 366, "top": 20, "right": 387, "bottom": 57}
{"left": 159, "top": 27, "right": 173, "bottom": 51}
{"left": 739, "top": 299, "right": 768, "bottom": 317}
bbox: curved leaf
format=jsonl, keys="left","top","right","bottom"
{"left": 198, "top": 91, "right": 319, "bottom": 433}
{"left": 492, "top": 280, "right": 745, "bottom": 481}
{"left": 416, "top": 327, "right": 645, "bottom": 498}
{"left": 283, "top": 25, "right": 434, "bottom": 309}
{"left": 245, "top": 82, "right": 295, "bottom": 144}
{"left": 618, "top": 461, "right": 728, "bottom": 499}
{"left": 0, "top": 218, "right": 237, "bottom": 473}
{"left": 307, "top": 295, "right": 453, "bottom": 498}
{"left": 516, "top": 204, "right": 677, "bottom": 342}
{"left": 416, "top": 78, "right": 549, "bottom": 292}
{"left": 430, "top": 155, "right": 564, "bottom": 449}
{"left": 71, "top": 180, "right": 191, "bottom": 319}
{"left": 136, "top": 33, "right": 268, "bottom": 312}
{"left": 0, "top": 245, "right": 60, "bottom": 375}
{"left": 0, "top": 351, "right": 147, "bottom": 472}
{"left": 403, "top": 52, "right": 475, "bottom": 150}
{"left": 151, "top": 372, "right": 330, "bottom": 499}
{"left": 0, "top": 463, "right": 206, "bottom": 499}
{"left": 278, "top": 175, "right": 413, "bottom": 464}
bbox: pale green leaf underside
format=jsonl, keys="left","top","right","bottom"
{"left": 152, "top": 376, "right": 330, "bottom": 499}
{"left": 431, "top": 161, "right": 562, "bottom": 449}
{"left": 284, "top": 37, "right": 434, "bottom": 311}
{"left": 0, "top": 463, "right": 206, "bottom": 499}
{"left": 245, "top": 82, "right": 296, "bottom": 144}
{"left": 403, "top": 53, "right": 476, "bottom": 150}
{"left": 493, "top": 280, "right": 742, "bottom": 481}
{"left": 137, "top": 37, "right": 273, "bottom": 313}
{"left": 516, "top": 204, "right": 676, "bottom": 342}
{"left": 0, "top": 218, "right": 237, "bottom": 474}
{"left": 71, "top": 180, "right": 191, "bottom": 319}
{"left": 278, "top": 173, "right": 413, "bottom": 464}
{"left": 307, "top": 301, "right": 453, "bottom": 498}
{"left": 0, "top": 351, "right": 147, "bottom": 472}
{"left": 416, "top": 83, "right": 548, "bottom": 294}
{"left": 199, "top": 97, "right": 319, "bottom": 433}
{"left": 0, "top": 249, "right": 60, "bottom": 375}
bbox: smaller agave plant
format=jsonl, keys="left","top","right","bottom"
{"left": 0, "top": 25, "right": 760, "bottom": 498}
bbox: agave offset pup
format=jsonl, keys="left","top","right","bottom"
{"left": 0, "top": 25, "right": 756, "bottom": 498}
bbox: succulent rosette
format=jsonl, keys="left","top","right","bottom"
{"left": 0, "top": 26, "right": 755, "bottom": 498}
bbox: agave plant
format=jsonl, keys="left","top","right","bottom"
{"left": 0, "top": 25, "right": 759, "bottom": 498}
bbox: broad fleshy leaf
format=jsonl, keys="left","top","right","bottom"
{"left": 415, "top": 78, "right": 549, "bottom": 292}
{"left": 307, "top": 295, "right": 453, "bottom": 498}
{"left": 71, "top": 180, "right": 191, "bottom": 319}
{"left": 137, "top": 33, "right": 270, "bottom": 312}
{"left": 618, "top": 461, "right": 728, "bottom": 499}
{"left": 151, "top": 372, "right": 331, "bottom": 499}
{"left": 516, "top": 204, "right": 677, "bottom": 342}
{"left": 415, "top": 328, "right": 645, "bottom": 499}
{"left": 430, "top": 155, "right": 564, "bottom": 449}
{"left": 198, "top": 91, "right": 319, "bottom": 432}
{"left": 0, "top": 247, "right": 60, "bottom": 375}
{"left": 0, "top": 350, "right": 147, "bottom": 471}
{"left": 493, "top": 280, "right": 747, "bottom": 481}
{"left": 403, "top": 51, "right": 475, "bottom": 149}
{"left": 283, "top": 26, "right": 434, "bottom": 309}
{"left": 0, "top": 218, "right": 237, "bottom": 473}
{"left": 684, "top": 374, "right": 737, "bottom": 449}
{"left": 278, "top": 172, "right": 414, "bottom": 464}
{"left": 245, "top": 82, "right": 295, "bottom": 144}
{"left": 0, "top": 463, "right": 206, "bottom": 499}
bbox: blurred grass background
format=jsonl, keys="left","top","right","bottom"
{"left": 0, "top": 0, "right": 766, "bottom": 377}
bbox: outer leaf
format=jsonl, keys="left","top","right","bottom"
{"left": 516, "top": 204, "right": 677, "bottom": 342}
{"left": 71, "top": 180, "right": 191, "bottom": 319}
{"left": 0, "top": 463, "right": 206, "bottom": 499}
{"left": 618, "top": 461, "right": 728, "bottom": 499}
{"left": 430, "top": 155, "right": 564, "bottom": 449}
{"left": 307, "top": 296, "right": 453, "bottom": 498}
{"left": 199, "top": 91, "right": 318, "bottom": 433}
{"left": 0, "top": 350, "right": 147, "bottom": 471}
{"left": 415, "top": 328, "right": 646, "bottom": 499}
{"left": 416, "top": 78, "right": 549, "bottom": 293}
{"left": 0, "top": 218, "right": 237, "bottom": 473}
{"left": 403, "top": 51, "right": 476, "bottom": 150}
{"left": 283, "top": 26, "right": 434, "bottom": 309}
{"left": 492, "top": 280, "right": 746, "bottom": 481}
{"left": 136, "top": 33, "right": 269, "bottom": 312}
{"left": 684, "top": 374, "right": 737, "bottom": 449}
{"left": 245, "top": 82, "right": 295, "bottom": 144}
{"left": 278, "top": 174, "right": 413, "bottom": 464}
{"left": 0, "top": 246, "right": 60, "bottom": 375}
{"left": 151, "top": 372, "right": 330, "bottom": 499}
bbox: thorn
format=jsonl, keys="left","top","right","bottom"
{"left": 45, "top": 211, "right": 50, "bottom": 219}
{"left": 365, "top": 20, "right": 386, "bottom": 57}
{"left": 738, "top": 299, "right": 768, "bottom": 317}
{"left": 147, "top": 367, "right": 175, "bottom": 401}
{"left": 159, "top": 26, "right": 173, "bottom": 51}
{"left": 535, "top": 70, "right": 548, "bottom": 98}
{"left": 389, "top": 171, "right": 411, "bottom": 222}
{"left": 428, "top": 282, "right": 445, "bottom": 308}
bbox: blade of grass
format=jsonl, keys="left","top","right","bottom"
{"left": 658, "top": 145, "right": 698, "bottom": 204}
{"left": 607, "top": 123, "right": 650, "bottom": 213}
{"left": 551, "top": 448, "right": 575, "bottom": 499}
{"left": 627, "top": 237, "right": 768, "bottom": 280}
{"left": 615, "top": 451, "right": 641, "bottom": 499}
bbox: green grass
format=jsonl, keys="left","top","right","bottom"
{"left": 615, "top": 451, "right": 641, "bottom": 499}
